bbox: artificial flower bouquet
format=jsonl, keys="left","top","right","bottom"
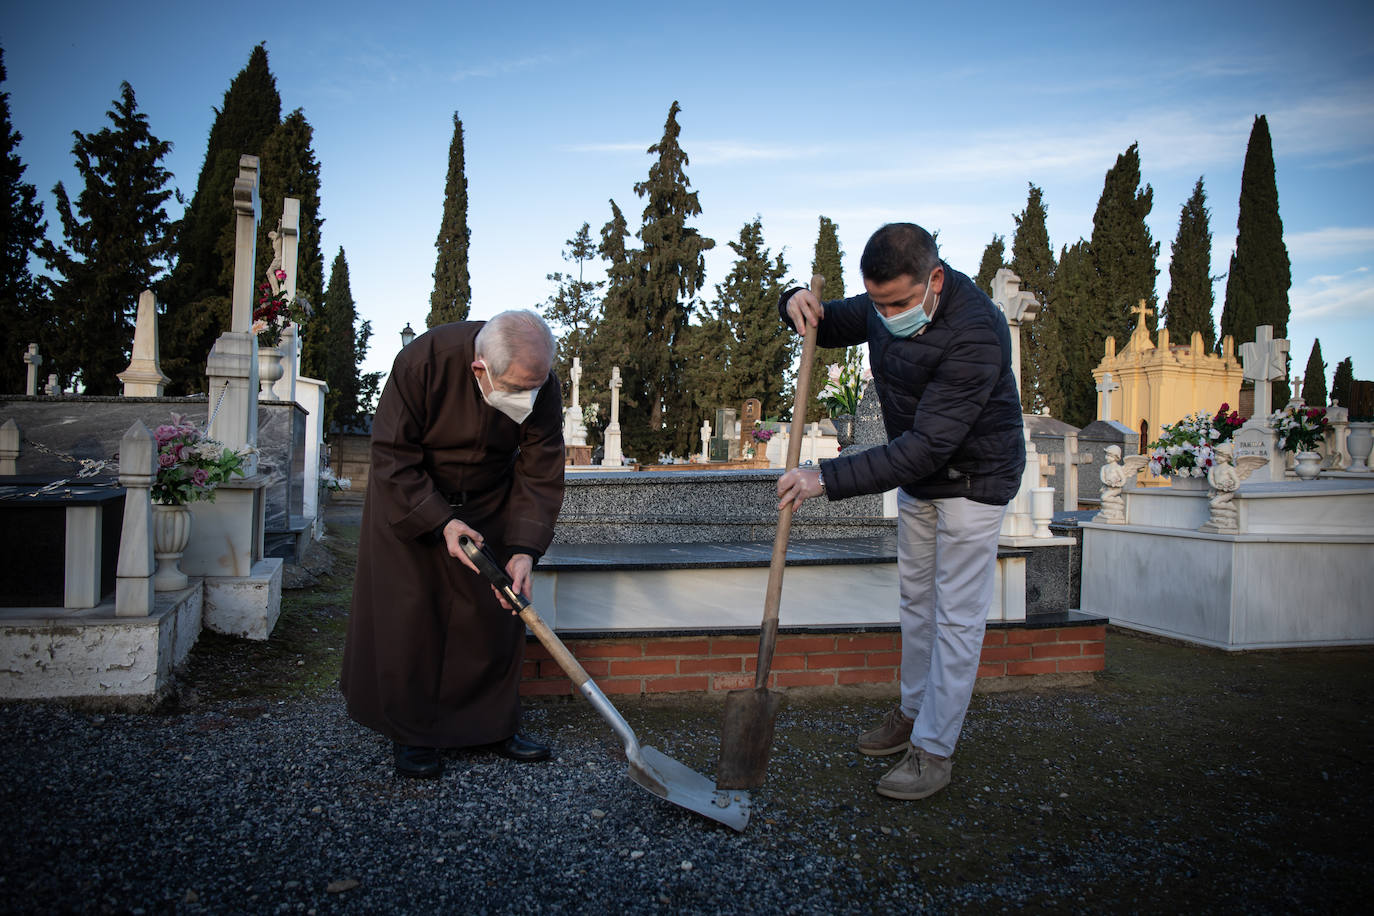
{"left": 818, "top": 347, "right": 871, "bottom": 417}
{"left": 151, "top": 415, "right": 250, "bottom": 505}
{"left": 1269, "top": 405, "right": 1329, "bottom": 453}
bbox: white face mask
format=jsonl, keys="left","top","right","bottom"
{"left": 475, "top": 361, "right": 541, "bottom": 424}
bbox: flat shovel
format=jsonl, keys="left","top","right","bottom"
{"left": 716, "top": 274, "right": 824, "bottom": 790}
{"left": 459, "top": 535, "right": 751, "bottom": 832}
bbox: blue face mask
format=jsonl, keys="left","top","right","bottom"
{"left": 875, "top": 272, "right": 937, "bottom": 338}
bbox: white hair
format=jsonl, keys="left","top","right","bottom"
{"left": 474, "top": 310, "right": 556, "bottom": 378}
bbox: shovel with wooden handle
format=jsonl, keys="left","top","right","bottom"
{"left": 458, "top": 535, "right": 751, "bottom": 832}
{"left": 715, "top": 273, "right": 824, "bottom": 790}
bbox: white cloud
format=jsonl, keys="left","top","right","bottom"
{"left": 450, "top": 54, "right": 559, "bottom": 81}
{"left": 1291, "top": 267, "right": 1374, "bottom": 320}
{"left": 1284, "top": 227, "right": 1374, "bottom": 259}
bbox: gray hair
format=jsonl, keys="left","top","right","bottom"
{"left": 474, "top": 310, "right": 556, "bottom": 379}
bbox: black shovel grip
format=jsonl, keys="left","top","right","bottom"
{"left": 458, "top": 536, "right": 529, "bottom": 610}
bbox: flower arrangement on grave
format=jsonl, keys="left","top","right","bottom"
{"left": 252, "top": 269, "right": 308, "bottom": 348}
{"left": 818, "top": 347, "right": 871, "bottom": 417}
{"left": 1268, "top": 405, "right": 1329, "bottom": 453}
{"left": 1210, "top": 403, "right": 1248, "bottom": 443}
{"left": 752, "top": 423, "right": 773, "bottom": 444}
{"left": 151, "top": 415, "right": 250, "bottom": 505}
{"left": 1146, "top": 411, "right": 1228, "bottom": 478}
{"left": 320, "top": 466, "right": 352, "bottom": 492}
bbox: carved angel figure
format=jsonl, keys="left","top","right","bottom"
{"left": 1203, "top": 443, "right": 1269, "bottom": 532}
{"left": 1097, "top": 444, "right": 1149, "bottom": 523}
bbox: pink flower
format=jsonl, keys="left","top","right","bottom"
{"left": 154, "top": 424, "right": 179, "bottom": 444}
{"left": 158, "top": 452, "right": 176, "bottom": 468}
{"left": 275, "top": 268, "right": 287, "bottom": 281}
{"left": 192, "top": 468, "right": 209, "bottom": 487}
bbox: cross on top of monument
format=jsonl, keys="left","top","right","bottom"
{"left": 1131, "top": 300, "right": 1154, "bottom": 325}
{"left": 1096, "top": 372, "right": 1120, "bottom": 421}
{"left": 1239, "top": 324, "right": 1290, "bottom": 422}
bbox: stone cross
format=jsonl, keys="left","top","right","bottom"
{"left": 23, "top": 343, "right": 42, "bottom": 396}
{"left": 600, "top": 366, "right": 623, "bottom": 467}
{"left": 991, "top": 268, "right": 1039, "bottom": 394}
{"left": 230, "top": 156, "right": 261, "bottom": 333}
{"left": 1240, "top": 325, "right": 1289, "bottom": 422}
{"left": 1096, "top": 372, "right": 1120, "bottom": 422}
{"left": 700, "top": 419, "right": 712, "bottom": 461}
{"left": 570, "top": 358, "right": 582, "bottom": 411}
{"left": 1131, "top": 300, "right": 1154, "bottom": 327}
{"left": 45, "top": 373, "right": 60, "bottom": 396}
{"left": 206, "top": 154, "right": 261, "bottom": 470}
{"left": 1051, "top": 431, "right": 1093, "bottom": 511}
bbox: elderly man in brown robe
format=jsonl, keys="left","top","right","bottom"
{"left": 342, "top": 310, "right": 565, "bottom": 779}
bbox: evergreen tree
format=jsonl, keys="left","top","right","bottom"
{"left": 540, "top": 222, "right": 603, "bottom": 386}
{"left": 314, "top": 248, "right": 366, "bottom": 431}
{"left": 0, "top": 48, "right": 47, "bottom": 394}
{"left": 806, "top": 215, "right": 847, "bottom": 422}
{"left": 609, "top": 101, "right": 714, "bottom": 459}
{"left": 427, "top": 112, "right": 471, "bottom": 327}
{"left": 1011, "top": 185, "right": 1055, "bottom": 411}
{"left": 1051, "top": 240, "right": 1098, "bottom": 427}
{"left": 974, "top": 234, "right": 1005, "bottom": 296}
{"left": 162, "top": 44, "right": 281, "bottom": 393}
{"left": 1331, "top": 357, "right": 1354, "bottom": 410}
{"left": 705, "top": 217, "right": 791, "bottom": 419}
{"left": 39, "top": 81, "right": 177, "bottom": 394}
{"left": 1090, "top": 142, "right": 1159, "bottom": 343}
{"left": 1164, "top": 177, "right": 1216, "bottom": 352}
{"left": 1301, "top": 339, "right": 1327, "bottom": 407}
{"left": 1221, "top": 115, "right": 1291, "bottom": 403}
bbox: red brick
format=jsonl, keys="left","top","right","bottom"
{"left": 1080, "top": 641, "right": 1106, "bottom": 656}
{"left": 574, "top": 643, "right": 643, "bottom": 659}
{"left": 519, "top": 679, "right": 574, "bottom": 696}
{"left": 1057, "top": 625, "right": 1106, "bottom": 642}
{"left": 609, "top": 659, "right": 678, "bottom": 676}
{"left": 866, "top": 651, "right": 902, "bottom": 668}
{"left": 745, "top": 654, "right": 804, "bottom": 672}
{"left": 837, "top": 668, "right": 897, "bottom": 685}
{"left": 645, "top": 675, "right": 710, "bottom": 693}
{"left": 712, "top": 674, "right": 756, "bottom": 692}
{"left": 1006, "top": 628, "right": 1045, "bottom": 645}
{"left": 644, "top": 639, "right": 710, "bottom": 657}
{"left": 836, "top": 634, "right": 896, "bottom": 652}
{"left": 1058, "top": 656, "right": 1105, "bottom": 673}
{"left": 522, "top": 661, "right": 540, "bottom": 678}
{"left": 524, "top": 642, "right": 552, "bottom": 660}
{"left": 1007, "top": 659, "right": 1058, "bottom": 676}
{"left": 709, "top": 636, "right": 758, "bottom": 654}
{"left": 976, "top": 663, "right": 1005, "bottom": 678}
{"left": 982, "top": 630, "right": 1007, "bottom": 647}
{"left": 775, "top": 635, "right": 836, "bottom": 654}
{"left": 1032, "top": 643, "right": 1083, "bottom": 659}
{"left": 807, "top": 652, "right": 867, "bottom": 670}
{"left": 553, "top": 658, "right": 607, "bottom": 678}
{"left": 680, "top": 657, "right": 743, "bottom": 674}
{"left": 600, "top": 678, "right": 644, "bottom": 695}
{"left": 980, "top": 645, "right": 1031, "bottom": 662}
{"left": 774, "top": 671, "right": 837, "bottom": 688}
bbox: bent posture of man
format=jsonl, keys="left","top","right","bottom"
{"left": 776, "top": 223, "right": 1024, "bottom": 800}
{"left": 342, "top": 310, "right": 565, "bottom": 779}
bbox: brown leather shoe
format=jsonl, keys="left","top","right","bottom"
{"left": 858, "top": 705, "right": 915, "bottom": 756}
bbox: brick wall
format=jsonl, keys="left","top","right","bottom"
{"left": 519, "top": 624, "right": 1106, "bottom": 697}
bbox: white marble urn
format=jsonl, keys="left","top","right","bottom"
{"left": 152, "top": 503, "right": 193, "bottom": 591}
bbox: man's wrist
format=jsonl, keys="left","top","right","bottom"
{"left": 816, "top": 465, "right": 826, "bottom": 495}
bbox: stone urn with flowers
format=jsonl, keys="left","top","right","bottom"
{"left": 1270, "top": 405, "right": 1330, "bottom": 480}
{"left": 252, "top": 267, "right": 308, "bottom": 396}
{"left": 150, "top": 415, "right": 249, "bottom": 590}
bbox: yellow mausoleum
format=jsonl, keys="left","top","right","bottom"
{"left": 1091, "top": 302, "right": 1243, "bottom": 449}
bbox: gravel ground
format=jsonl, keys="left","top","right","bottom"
{"left": 1, "top": 511, "right": 1370, "bottom": 914}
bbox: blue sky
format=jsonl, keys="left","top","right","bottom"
{"left": 5, "top": 0, "right": 1372, "bottom": 403}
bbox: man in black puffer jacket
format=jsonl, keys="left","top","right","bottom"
{"left": 777, "top": 222, "right": 1024, "bottom": 801}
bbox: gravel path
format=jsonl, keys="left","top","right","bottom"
{"left": 3, "top": 631, "right": 1372, "bottom": 916}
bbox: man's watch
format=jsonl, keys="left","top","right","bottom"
{"left": 816, "top": 465, "right": 826, "bottom": 494}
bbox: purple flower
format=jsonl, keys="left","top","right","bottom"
{"left": 158, "top": 453, "right": 176, "bottom": 468}
{"left": 192, "top": 468, "right": 209, "bottom": 487}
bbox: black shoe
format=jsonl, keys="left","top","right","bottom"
{"left": 393, "top": 742, "right": 443, "bottom": 779}
{"left": 488, "top": 732, "right": 551, "bottom": 762}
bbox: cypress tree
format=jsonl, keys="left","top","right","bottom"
{"left": 974, "top": 234, "right": 1005, "bottom": 297}
{"left": 0, "top": 48, "right": 47, "bottom": 394}
{"left": 1051, "top": 240, "right": 1099, "bottom": 427}
{"left": 1221, "top": 115, "right": 1291, "bottom": 403}
{"left": 624, "top": 101, "right": 715, "bottom": 458}
{"left": 315, "top": 248, "right": 361, "bottom": 431}
{"left": 1301, "top": 339, "right": 1327, "bottom": 407}
{"left": 1164, "top": 177, "right": 1216, "bottom": 352}
{"left": 427, "top": 112, "right": 471, "bottom": 327}
{"left": 1011, "top": 185, "right": 1055, "bottom": 411}
{"left": 39, "top": 82, "right": 177, "bottom": 394}
{"left": 806, "top": 215, "right": 847, "bottom": 422}
{"left": 1331, "top": 357, "right": 1354, "bottom": 410}
{"left": 162, "top": 44, "right": 280, "bottom": 393}
{"left": 1090, "top": 142, "right": 1159, "bottom": 343}
{"left": 710, "top": 217, "right": 791, "bottom": 420}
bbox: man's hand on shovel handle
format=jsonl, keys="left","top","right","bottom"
{"left": 785, "top": 289, "right": 824, "bottom": 337}
{"left": 777, "top": 467, "right": 823, "bottom": 512}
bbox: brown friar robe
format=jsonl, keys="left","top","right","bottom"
{"left": 341, "top": 321, "right": 565, "bottom": 747}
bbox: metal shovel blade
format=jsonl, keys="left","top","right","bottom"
{"left": 629, "top": 745, "right": 751, "bottom": 832}
{"left": 716, "top": 686, "right": 783, "bottom": 790}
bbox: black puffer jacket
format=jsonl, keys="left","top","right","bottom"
{"left": 781, "top": 263, "right": 1025, "bottom": 505}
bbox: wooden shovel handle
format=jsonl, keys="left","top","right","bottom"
{"left": 754, "top": 274, "right": 823, "bottom": 686}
